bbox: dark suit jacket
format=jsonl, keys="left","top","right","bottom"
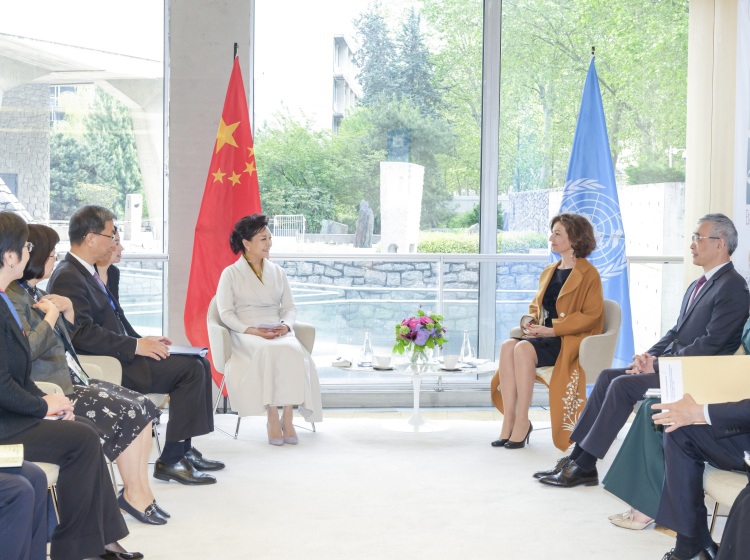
{"left": 6, "top": 281, "right": 82, "bottom": 394}
{"left": 47, "top": 253, "right": 145, "bottom": 387}
{"left": 0, "top": 298, "right": 48, "bottom": 440}
{"left": 707, "top": 399, "right": 750, "bottom": 439}
{"left": 648, "top": 262, "right": 749, "bottom": 363}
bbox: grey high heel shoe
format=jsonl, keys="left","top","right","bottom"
{"left": 267, "top": 423, "right": 284, "bottom": 446}
{"left": 281, "top": 417, "right": 298, "bottom": 445}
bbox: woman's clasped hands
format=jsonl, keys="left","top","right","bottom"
{"left": 43, "top": 393, "right": 75, "bottom": 421}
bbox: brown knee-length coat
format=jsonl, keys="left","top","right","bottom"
{"left": 491, "top": 257, "right": 604, "bottom": 451}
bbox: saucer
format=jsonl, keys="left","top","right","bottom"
{"left": 439, "top": 367, "right": 462, "bottom": 372}
{"left": 372, "top": 366, "right": 395, "bottom": 371}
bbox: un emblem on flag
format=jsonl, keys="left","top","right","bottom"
{"left": 561, "top": 179, "right": 627, "bottom": 281}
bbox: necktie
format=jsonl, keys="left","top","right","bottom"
{"left": 93, "top": 270, "right": 117, "bottom": 310}
{"left": 688, "top": 275, "right": 707, "bottom": 307}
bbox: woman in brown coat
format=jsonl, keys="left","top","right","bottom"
{"left": 490, "top": 214, "right": 604, "bottom": 451}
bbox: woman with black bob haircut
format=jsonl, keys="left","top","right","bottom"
{"left": 6, "top": 223, "right": 167, "bottom": 526}
{"left": 216, "top": 213, "right": 322, "bottom": 445}
{"left": 490, "top": 213, "right": 605, "bottom": 452}
{"left": 0, "top": 211, "right": 141, "bottom": 560}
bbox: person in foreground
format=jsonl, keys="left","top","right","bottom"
{"left": 536, "top": 213, "right": 749, "bottom": 488}
{"left": 216, "top": 214, "right": 322, "bottom": 445}
{"left": 46, "top": 205, "right": 224, "bottom": 485}
{"left": 490, "top": 213, "right": 603, "bottom": 450}
{"left": 0, "top": 461, "right": 47, "bottom": 560}
{"left": 651, "top": 394, "right": 750, "bottom": 560}
{"left": 0, "top": 211, "right": 140, "bottom": 560}
{"left": 713, "top": 455, "right": 750, "bottom": 560}
{"left": 8, "top": 224, "right": 167, "bottom": 525}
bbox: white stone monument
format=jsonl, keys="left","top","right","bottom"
{"left": 379, "top": 162, "right": 425, "bottom": 253}
{"left": 124, "top": 193, "right": 143, "bottom": 241}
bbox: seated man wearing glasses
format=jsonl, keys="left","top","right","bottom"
{"left": 535, "top": 213, "right": 749, "bottom": 488}
{"left": 47, "top": 205, "right": 225, "bottom": 485}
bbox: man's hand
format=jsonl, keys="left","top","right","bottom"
{"left": 136, "top": 337, "right": 170, "bottom": 360}
{"left": 43, "top": 393, "right": 74, "bottom": 420}
{"left": 146, "top": 335, "right": 173, "bottom": 345}
{"left": 625, "top": 352, "right": 656, "bottom": 374}
{"left": 652, "top": 394, "right": 705, "bottom": 432}
{"left": 41, "top": 294, "right": 75, "bottom": 323}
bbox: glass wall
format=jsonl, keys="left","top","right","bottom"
{"left": 0, "top": 0, "right": 166, "bottom": 255}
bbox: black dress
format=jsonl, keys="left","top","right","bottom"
{"left": 525, "top": 268, "right": 572, "bottom": 367}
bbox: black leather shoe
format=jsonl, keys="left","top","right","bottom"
{"left": 490, "top": 439, "right": 509, "bottom": 447}
{"left": 661, "top": 543, "right": 718, "bottom": 560}
{"left": 100, "top": 550, "right": 144, "bottom": 559}
{"left": 153, "top": 457, "right": 216, "bottom": 485}
{"left": 185, "top": 447, "right": 225, "bottom": 471}
{"left": 533, "top": 456, "right": 571, "bottom": 479}
{"left": 117, "top": 491, "right": 167, "bottom": 525}
{"left": 538, "top": 461, "right": 598, "bottom": 487}
{"left": 152, "top": 500, "right": 170, "bottom": 518}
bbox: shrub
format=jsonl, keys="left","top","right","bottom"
{"left": 417, "top": 230, "right": 547, "bottom": 254}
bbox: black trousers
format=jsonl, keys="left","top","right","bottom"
{"left": 0, "top": 461, "right": 47, "bottom": 560}
{"left": 716, "top": 480, "right": 750, "bottom": 560}
{"left": 122, "top": 354, "right": 214, "bottom": 443}
{"left": 569, "top": 368, "right": 659, "bottom": 459}
{"left": 655, "top": 424, "right": 749, "bottom": 538}
{"left": 0, "top": 417, "right": 128, "bottom": 560}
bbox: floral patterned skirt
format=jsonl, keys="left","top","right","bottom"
{"left": 70, "top": 380, "right": 161, "bottom": 461}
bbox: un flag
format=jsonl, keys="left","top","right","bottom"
{"left": 557, "top": 57, "right": 635, "bottom": 368}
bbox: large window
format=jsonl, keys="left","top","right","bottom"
{"left": 0, "top": 0, "right": 166, "bottom": 333}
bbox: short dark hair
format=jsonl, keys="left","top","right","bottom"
{"left": 23, "top": 224, "right": 59, "bottom": 282}
{"left": 69, "top": 205, "right": 116, "bottom": 246}
{"left": 0, "top": 211, "right": 28, "bottom": 270}
{"left": 229, "top": 214, "right": 269, "bottom": 254}
{"left": 550, "top": 213, "right": 597, "bottom": 258}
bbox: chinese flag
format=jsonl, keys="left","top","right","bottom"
{"left": 185, "top": 56, "right": 261, "bottom": 392}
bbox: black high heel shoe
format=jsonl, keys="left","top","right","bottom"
{"left": 504, "top": 422, "right": 533, "bottom": 449}
{"left": 490, "top": 438, "right": 510, "bottom": 447}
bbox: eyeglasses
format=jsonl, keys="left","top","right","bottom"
{"left": 691, "top": 234, "right": 721, "bottom": 243}
{"left": 90, "top": 231, "right": 116, "bottom": 242}
{"left": 24, "top": 242, "right": 34, "bottom": 252}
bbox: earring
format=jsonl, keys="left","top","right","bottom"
{"left": 9, "top": 264, "right": 13, "bottom": 268}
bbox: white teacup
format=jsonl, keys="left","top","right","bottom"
{"left": 374, "top": 355, "right": 392, "bottom": 368}
{"left": 443, "top": 355, "right": 460, "bottom": 369}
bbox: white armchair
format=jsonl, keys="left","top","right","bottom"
{"left": 206, "top": 295, "right": 317, "bottom": 438}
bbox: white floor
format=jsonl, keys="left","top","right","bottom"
{"left": 119, "top": 409, "right": 716, "bottom": 560}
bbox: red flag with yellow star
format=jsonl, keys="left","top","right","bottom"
{"left": 185, "top": 56, "right": 261, "bottom": 392}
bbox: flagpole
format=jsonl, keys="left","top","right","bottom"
{"left": 591, "top": 46, "right": 595, "bottom": 58}
{"left": 233, "top": 42, "right": 238, "bottom": 59}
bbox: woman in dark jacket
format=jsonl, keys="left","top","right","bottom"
{"left": 0, "top": 211, "right": 141, "bottom": 560}
{"left": 8, "top": 224, "right": 166, "bottom": 526}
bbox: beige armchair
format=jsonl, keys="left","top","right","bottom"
{"left": 508, "top": 299, "right": 621, "bottom": 387}
{"left": 32, "top": 381, "right": 65, "bottom": 520}
{"left": 704, "top": 464, "right": 748, "bottom": 535}
{"left": 207, "top": 295, "right": 317, "bottom": 438}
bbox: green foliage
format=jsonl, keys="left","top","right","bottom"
{"left": 418, "top": 230, "right": 547, "bottom": 254}
{"left": 445, "top": 204, "right": 504, "bottom": 230}
{"left": 422, "top": 0, "right": 689, "bottom": 193}
{"left": 255, "top": 114, "right": 336, "bottom": 233}
{"left": 353, "top": 2, "right": 400, "bottom": 106}
{"left": 624, "top": 163, "right": 685, "bottom": 184}
{"left": 49, "top": 87, "right": 144, "bottom": 220}
{"left": 418, "top": 231, "right": 478, "bottom": 253}
{"left": 497, "top": 231, "right": 548, "bottom": 254}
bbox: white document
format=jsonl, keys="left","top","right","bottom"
{"left": 255, "top": 323, "right": 283, "bottom": 329}
{"left": 0, "top": 444, "right": 23, "bottom": 468}
{"left": 167, "top": 345, "right": 208, "bottom": 357}
{"left": 658, "top": 359, "right": 684, "bottom": 404}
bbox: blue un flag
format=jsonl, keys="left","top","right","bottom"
{"left": 558, "top": 57, "right": 634, "bottom": 368}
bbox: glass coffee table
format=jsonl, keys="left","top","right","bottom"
{"left": 333, "top": 358, "right": 498, "bottom": 432}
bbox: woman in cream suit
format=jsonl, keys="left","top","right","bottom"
{"left": 216, "top": 214, "right": 322, "bottom": 445}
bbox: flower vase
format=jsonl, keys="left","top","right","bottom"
{"left": 409, "top": 346, "right": 433, "bottom": 367}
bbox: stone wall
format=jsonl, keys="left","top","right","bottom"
{"left": 505, "top": 189, "right": 555, "bottom": 233}
{"left": 0, "top": 83, "right": 50, "bottom": 221}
